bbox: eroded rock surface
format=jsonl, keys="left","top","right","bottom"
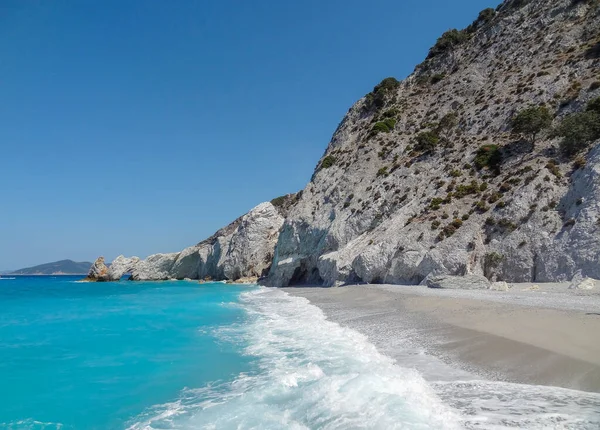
{"left": 425, "top": 274, "right": 491, "bottom": 290}
{"left": 266, "top": 0, "right": 600, "bottom": 287}
{"left": 88, "top": 202, "right": 285, "bottom": 282}
{"left": 84, "top": 256, "right": 110, "bottom": 281}
{"left": 569, "top": 271, "right": 599, "bottom": 290}
{"left": 108, "top": 255, "right": 141, "bottom": 280}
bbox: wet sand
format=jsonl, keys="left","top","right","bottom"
{"left": 283, "top": 284, "right": 600, "bottom": 393}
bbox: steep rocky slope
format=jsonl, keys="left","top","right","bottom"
{"left": 267, "top": 0, "right": 600, "bottom": 286}
{"left": 88, "top": 0, "right": 600, "bottom": 285}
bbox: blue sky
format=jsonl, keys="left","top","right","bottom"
{"left": 0, "top": 0, "right": 497, "bottom": 269}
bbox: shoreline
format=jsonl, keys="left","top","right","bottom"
{"left": 283, "top": 283, "right": 600, "bottom": 393}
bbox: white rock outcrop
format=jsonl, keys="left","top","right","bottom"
{"left": 108, "top": 255, "right": 141, "bottom": 280}
{"left": 169, "top": 246, "right": 201, "bottom": 279}
{"left": 424, "top": 274, "right": 491, "bottom": 290}
{"left": 87, "top": 202, "right": 286, "bottom": 282}
{"left": 221, "top": 202, "right": 284, "bottom": 280}
{"left": 266, "top": 0, "right": 600, "bottom": 287}
{"left": 490, "top": 281, "right": 511, "bottom": 292}
{"left": 130, "top": 253, "right": 179, "bottom": 281}
{"left": 572, "top": 278, "right": 597, "bottom": 290}
{"left": 85, "top": 256, "right": 110, "bottom": 281}
{"left": 85, "top": 255, "right": 140, "bottom": 281}
{"left": 569, "top": 271, "right": 598, "bottom": 290}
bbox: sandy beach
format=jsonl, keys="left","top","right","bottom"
{"left": 283, "top": 284, "right": 600, "bottom": 393}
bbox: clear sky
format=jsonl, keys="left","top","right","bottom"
{"left": 0, "top": 0, "right": 498, "bottom": 269}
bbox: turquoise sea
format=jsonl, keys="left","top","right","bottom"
{"left": 0, "top": 276, "right": 256, "bottom": 429}
{"left": 1, "top": 276, "right": 600, "bottom": 429}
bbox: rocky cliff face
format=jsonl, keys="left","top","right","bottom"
{"left": 88, "top": 0, "right": 600, "bottom": 286}
{"left": 267, "top": 0, "right": 600, "bottom": 286}
{"left": 86, "top": 202, "right": 285, "bottom": 281}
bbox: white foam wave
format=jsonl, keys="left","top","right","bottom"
{"left": 128, "top": 287, "right": 600, "bottom": 430}
{"left": 0, "top": 419, "right": 65, "bottom": 429}
{"left": 433, "top": 380, "right": 600, "bottom": 429}
{"left": 129, "top": 287, "right": 461, "bottom": 429}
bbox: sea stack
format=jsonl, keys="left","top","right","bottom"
{"left": 83, "top": 256, "right": 110, "bottom": 282}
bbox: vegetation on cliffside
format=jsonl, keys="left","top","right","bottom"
{"left": 267, "top": 0, "right": 600, "bottom": 287}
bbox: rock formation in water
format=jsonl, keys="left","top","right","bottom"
{"left": 88, "top": 0, "right": 600, "bottom": 286}
{"left": 85, "top": 256, "right": 110, "bottom": 281}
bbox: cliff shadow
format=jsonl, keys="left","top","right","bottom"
{"left": 289, "top": 265, "right": 323, "bottom": 286}
{"left": 585, "top": 41, "right": 600, "bottom": 59}
{"left": 501, "top": 139, "right": 534, "bottom": 163}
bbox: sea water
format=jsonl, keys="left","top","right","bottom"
{"left": 1, "top": 276, "right": 599, "bottom": 429}
{"left": 0, "top": 276, "right": 254, "bottom": 429}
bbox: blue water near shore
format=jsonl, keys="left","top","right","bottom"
{"left": 0, "top": 276, "right": 254, "bottom": 429}
{"left": 2, "top": 276, "right": 599, "bottom": 429}
{"left": 1, "top": 276, "right": 462, "bottom": 429}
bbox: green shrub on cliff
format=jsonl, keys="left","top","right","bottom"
{"left": 476, "top": 8, "right": 496, "bottom": 24}
{"left": 466, "top": 8, "right": 496, "bottom": 33}
{"left": 441, "top": 223, "right": 459, "bottom": 237}
{"left": 270, "top": 195, "right": 288, "bottom": 207}
{"left": 427, "top": 29, "right": 469, "bottom": 59}
{"left": 511, "top": 105, "right": 552, "bottom": 143}
{"left": 587, "top": 97, "right": 600, "bottom": 115}
{"left": 430, "top": 73, "right": 446, "bottom": 84}
{"left": 454, "top": 180, "right": 480, "bottom": 198}
{"left": 437, "top": 112, "right": 458, "bottom": 134}
{"left": 382, "top": 108, "right": 399, "bottom": 118}
{"left": 451, "top": 219, "right": 463, "bottom": 229}
{"left": 365, "top": 77, "right": 400, "bottom": 110}
{"left": 376, "top": 166, "right": 389, "bottom": 177}
{"left": 414, "top": 131, "right": 440, "bottom": 153}
{"left": 557, "top": 112, "right": 600, "bottom": 156}
{"left": 484, "top": 252, "right": 504, "bottom": 276}
{"left": 371, "top": 118, "right": 397, "bottom": 135}
{"left": 474, "top": 144, "right": 502, "bottom": 170}
{"left": 430, "top": 197, "right": 444, "bottom": 210}
{"left": 556, "top": 97, "right": 600, "bottom": 157}
{"left": 374, "top": 77, "right": 400, "bottom": 94}
{"left": 320, "top": 155, "right": 336, "bottom": 169}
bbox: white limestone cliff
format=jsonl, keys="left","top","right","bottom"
{"left": 266, "top": 0, "right": 600, "bottom": 286}
{"left": 86, "top": 202, "right": 285, "bottom": 282}
{"left": 88, "top": 0, "right": 600, "bottom": 287}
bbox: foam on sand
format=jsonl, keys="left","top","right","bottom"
{"left": 129, "top": 287, "right": 460, "bottom": 429}
{"left": 129, "top": 286, "right": 600, "bottom": 429}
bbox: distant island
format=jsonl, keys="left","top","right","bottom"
{"left": 9, "top": 259, "right": 93, "bottom": 275}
